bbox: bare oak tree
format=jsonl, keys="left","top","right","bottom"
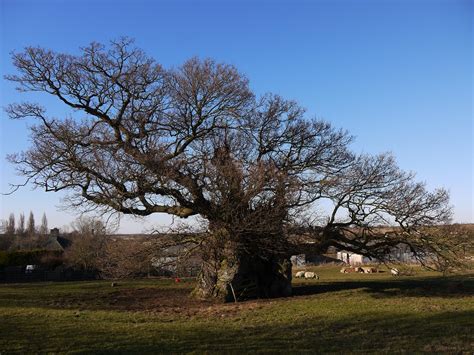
{"left": 6, "top": 39, "right": 456, "bottom": 301}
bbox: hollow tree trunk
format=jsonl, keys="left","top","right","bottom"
{"left": 192, "top": 234, "right": 292, "bottom": 302}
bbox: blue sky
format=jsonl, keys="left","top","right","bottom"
{"left": 1, "top": 0, "right": 472, "bottom": 233}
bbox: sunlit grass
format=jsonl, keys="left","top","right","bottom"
{"left": 1, "top": 266, "right": 472, "bottom": 353}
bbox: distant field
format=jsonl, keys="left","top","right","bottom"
{"left": 0, "top": 265, "right": 473, "bottom": 353}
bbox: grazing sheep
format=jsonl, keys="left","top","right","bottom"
{"left": 304, "top": 272, "right": 319, "bottom": 279}
{"left": 295, "top": 271, "right": 306, "bottom": 278}
{"left": 361, "top": 267, "right": 377, "bottom": 274}
{"left": 341, "top": 267, "right": 357, "bottom": 273}
{"left": 390, "top": 268, "right": 400, "bottom": 276}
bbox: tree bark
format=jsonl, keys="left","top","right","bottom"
{"left": 192, "top": 233, "right": 292, "bottom": 302}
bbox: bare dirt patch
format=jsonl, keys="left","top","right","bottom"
{"left": 111, "top": 286, "right": 265, "bottom": 318}
{"left": 45, "top": 284, "right": 267, "bottom": 319}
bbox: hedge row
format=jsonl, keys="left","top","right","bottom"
{"left": 0, "top": 250, "right": 63, "bottom": 268}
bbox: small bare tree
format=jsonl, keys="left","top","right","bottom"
{"left": 39, "top": 213, "right": 48, "bottom": 235}
{"left": 27, "top": 211, "right": 35, "bottom": 237}
{"left": 6, "top": 214, "right": 15, "bottom": 236}
{"left": 96, "top": 238, "right": 153, "bottom": 279}
{"left": 0, "top": 219, "right": 14, "bottom": 250}
{"left": 65, "top": 217, "right": 108, "bottom": 271}
{"left": 16, "top": 213, "right": 25, "bottom": 236}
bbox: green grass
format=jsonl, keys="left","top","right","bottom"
{"left": 1, "top": 266, "right": 473, "bottom": 353}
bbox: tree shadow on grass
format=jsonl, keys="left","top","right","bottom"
{"left": 165, "top": 310, "right": 474, "bottom": 354}
{"left": 1, "top": 277, "right": 473, "bottom": 352}
{"left": 293, "top": 275, "right": 474, "bottom": 299}
{"left": 4, "top": 308, "right": 472, "bottom": 353}
{"left": 0, "top": 275, "right": 472, "bottom": 315}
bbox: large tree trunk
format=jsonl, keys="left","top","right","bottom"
{"left": 192, "top": 233, "right": 292, "bottom": 302}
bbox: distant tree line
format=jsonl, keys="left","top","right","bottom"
{"left": 2, "top": 211, "right": 49, "bottom": 236}
{"left": 0, "top": 212, "right": 50, "bottom": 251}
{"left": 0, "top": 213, "right": 195, "bottom": 279}
{"left": 1, "top": 211, "right": 48, "bottom": 237}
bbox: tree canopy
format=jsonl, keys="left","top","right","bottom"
{"left": 6, "top": 38, "right": 460, "bottom": 300}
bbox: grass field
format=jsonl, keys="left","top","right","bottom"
{"left": 1, "top": 265, "right": 473, "bottom": 353}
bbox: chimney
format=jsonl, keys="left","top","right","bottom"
{"left": 50, "top": 228, "right": 59, "bottom": 237}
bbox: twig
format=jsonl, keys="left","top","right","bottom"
{"left": 229, "top": 282, "right": 237, "bottom": 303}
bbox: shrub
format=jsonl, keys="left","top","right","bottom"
{"left": 0, "top": 250, "right": 63, "bottom": 268}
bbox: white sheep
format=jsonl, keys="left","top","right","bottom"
{"left": 390, "top": 268, "right": 400, "bottom": 276}
{"left": 361, "top": 267, "right": 377, "bottom": 274}
{"left": 304, "top": 272, "right": 319, "bottom": 279}
{"left": 295, "top": 271, "right": 306, "bottom": 278}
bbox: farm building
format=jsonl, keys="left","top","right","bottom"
{"left": 290, "top": 253, "right": 342, "bottom": 266}
{"left": 336, "top": 245, "right": 419, "bottom": 265}
{"left": 150, "top": 244, "right": 201, "bottom": 276}
{"left": 336, "top": 251, "right": 373, "bottom": 265}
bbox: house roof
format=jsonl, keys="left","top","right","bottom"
{"left": 44, "top": 236, "right": 72, "bottom": 251}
